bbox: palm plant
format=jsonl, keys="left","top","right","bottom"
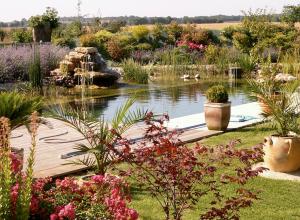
{"left": 50, "top": 98, "right": 147, "bottom": 174}
{"left": 0, "top": 91, "right": 43, "bottom": 129}
{"left": 249, "top": 78, "right": 300, "bottom": 136}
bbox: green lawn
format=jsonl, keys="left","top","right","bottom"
{"left": 128, "top": 123, "right": 300, "bottom": 220}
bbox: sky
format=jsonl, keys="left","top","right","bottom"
{"left": 0, "top": 0, "right": 299, "bottom": 22}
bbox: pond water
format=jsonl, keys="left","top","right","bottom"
{"left": 56, "top": 78, "right": 253, "bottom": 121}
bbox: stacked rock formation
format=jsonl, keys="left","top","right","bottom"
{"left": 51, "top": 47, "right": 120, "bottom": 88}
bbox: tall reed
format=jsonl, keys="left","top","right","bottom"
{"left": 280, "top": 49, "right": 300, "bottom": 77}
{"left": 122, "top": 58, "right": 149, "bottom": 84}
{"left": 29, "top": 44, "right": 42, "bottom": 89}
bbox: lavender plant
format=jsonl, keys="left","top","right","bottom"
{"left": 0, "top": 44, "right": 69, "bottom": 83}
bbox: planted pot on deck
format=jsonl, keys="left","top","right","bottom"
{"left": 204, "top": 85, "right": 231, "bottom": 131}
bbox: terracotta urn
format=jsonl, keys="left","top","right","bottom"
{"left": 204, "top": 102, "right": 231, "bottom": 131}
{"left": 263, "top": 135, "right": 300, "bottom": 172}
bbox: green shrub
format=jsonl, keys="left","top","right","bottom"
{"left": 122, "top": 58, "right": 149, "bottom": 84}
{"left": 52, "top": 37, "right": 76, "bottom": 48}
{"left": 103, "top": 20, "right": 126, "bottom": 33}
{"left": 135, "top": 43, "right": 152, "bottom": 51}
{"left": 11, "top": 29, "right": 32, "bottom": 43}
{"left": 204, "top": 45, "right": 220, "bottom": 64}
{"left": 232, "top": 10, "right": 298, "bottom": 57}
{"left": 206, "top": 85, "right": 229, "bottom": 103}
{"left": 129, "top": 25, "right": 150, "bottom": 42}
{"left": 80, "top": 34, "right": 98, "bottom": 47}
{"left": 151, "top": 23, "right": 168, "bottom": 48}
{"left": 95, "top": 30, "right": 114, "bottom": 42}
{"left": 166, "top": 21, "right": 183, "bottom": 44}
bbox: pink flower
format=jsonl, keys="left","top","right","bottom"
{"left": 11, "top": 183, "right": 19, "bottom": 203}
{"left": 58, "top": 203, "right": 76, "bottom": 220}
{"left": 50, "top": 214, "right": 58, "bottom": 220}
{"left": 91, "top": 175, "right": 104, "bottom": 184}
{"left": 10, "top": 152, "right": 22, "bottom": 174}
{"left": 30, "top": 196, "right": 39, "bottom": 214}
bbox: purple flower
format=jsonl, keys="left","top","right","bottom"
{"left": 0, "top": 44, "right": 70, "bottom": 83}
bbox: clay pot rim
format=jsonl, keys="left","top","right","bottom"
{"left": 204, "top": 101, "right": 231, "bottom": 107}
{"left": 270, "top": 134, "right": 300, "bottom": 139}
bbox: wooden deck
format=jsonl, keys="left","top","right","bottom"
{"left": 10, "top": 102, "right": 263, "bottom": 178}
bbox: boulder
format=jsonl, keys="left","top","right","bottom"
{"left": 50, "top": 68, "right": 61, "bottom": 76}
{"left": 51, "top": 47, "right": 120, "bottom": 88}
{"left": 60, "top": 61, "right": 75, "bottom": 72}
{"left": 74, "top": 71, "right": 119, "bottom": 87}
{"left": 75, "top": 47, "right": 98, "bottom": 54}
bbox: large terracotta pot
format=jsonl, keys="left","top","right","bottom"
{"left": 32, "top": 22, "right": 52, "bottom": 42}
{"left": 263, "top": 135, "right": 300, "bottom": 172}
{"left": 204, "top": 102, "right": 231, "bottom": 131}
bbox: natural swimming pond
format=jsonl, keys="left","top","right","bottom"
{"left": 49, "top": 78, "right": 253, "bottom": 121}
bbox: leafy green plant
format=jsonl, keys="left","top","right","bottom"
{"left": 50, "top": 98, "right": 147, "bottom": 174}
{"left": 122, "top": 58, "right": 149, "bottom": 84}
{"left": 52, "top": 37, "right": 76, "bottom": 48}
{"left": 206, "top": 85, "right": 229, "bottom": 103}
{"left": 0, "top": 91, "right": 43, "bottom": 129}
{"left": 248, "top": 78, "right": 300, "bottom": 136}
{"left": 11, "top": 29, "right": 32, "bottom": 43}
{"left": 28, "top": 7, "right": 59, "bottom": 29}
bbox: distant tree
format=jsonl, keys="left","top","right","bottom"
{"left": 0, "top": 29, "right": 5, "bottom": 41}
{"left": 103, "top": 20, "right": 126, "bottom": 33}
{"left": 281, "top": 4, "right": 300, "bottom": 26}
{"left": 11, "top": 29, "right": 32, "bottom": 43}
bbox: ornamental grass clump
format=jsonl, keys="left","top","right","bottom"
{"left": 118, "top": 113, "right": 265, "bottom": 220}
{"left": 206, "top": 85, "right": 229, "bottom": 103}
{"left": 122, "top": 58, "right": 149, "bottom": 84}
{"left": 0, "top": 91, "right": 43, "bottom": 129}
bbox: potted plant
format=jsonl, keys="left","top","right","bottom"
{"left": 204, "top": 85, "right": 231, "bottom": 131}
{"left": 28, "top": 7, "right": 59, "bottom": 42}
{"left": 257, "top": 80, "right": 300, "bottom": 172}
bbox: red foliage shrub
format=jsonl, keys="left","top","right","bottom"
{"left": 106, "top": 38, "right": 128, "bottom": 61}
{"left": 118, "top": 112, "right": 265, "bottom": 220}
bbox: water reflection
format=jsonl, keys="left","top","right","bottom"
{"left": 61, "top": 79, "right": 251, "bottom": 121}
